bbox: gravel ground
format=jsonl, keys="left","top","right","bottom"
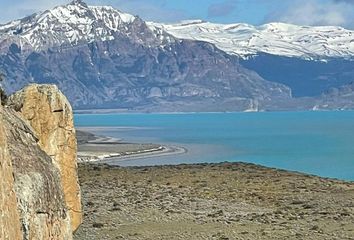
{"left": 74, "top": 162, "right": 354, "bottom": 240}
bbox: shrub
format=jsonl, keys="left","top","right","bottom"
{"left": 0, "top": 88, "right": 6, "bottom": 106}
{"left": 0, "top": 73, "right": 7, "bottom": 106}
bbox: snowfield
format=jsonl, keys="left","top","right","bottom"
{"left": 149, "top": 20, "right": 354, "bottom": 60}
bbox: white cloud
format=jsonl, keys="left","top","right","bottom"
{"left": 268, "top": 0, "right": 354, "bottom": 29}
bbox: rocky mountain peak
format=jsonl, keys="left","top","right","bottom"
{"left": 69, "top": 0, "right": 88, "bottom": 7}
{"left": 0, "top": 1, "right": 137, "bottom": 51}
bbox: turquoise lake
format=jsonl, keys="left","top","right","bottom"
{"left": 74, "top": 111, "right": 354, "bottom": 181}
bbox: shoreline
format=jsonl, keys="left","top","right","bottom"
{"left": 100, "top": 145, "right": 187, "bottom": 163}
{"left": 74, "top": 109, "right": 354, "bottom": 115}
{"left": 76, "top": 129, "right": 187, "bottom": 163}
{"left": 78, "top": 145, "right": 187, "bottom": 163}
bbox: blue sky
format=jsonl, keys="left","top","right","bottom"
{"left": 1, "top": 0, "right": 354, "bottom": 29}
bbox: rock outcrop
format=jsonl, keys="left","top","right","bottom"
{"left": 0, "top": 105, "right": 22, "bottom": 240}
{"left": 9, "top": 84, "right": 82, "bottom": 232}
{"left": 3, "top": 107, "right": 73, "bottom": 239}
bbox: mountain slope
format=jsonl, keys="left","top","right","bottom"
{"left": 0, "top": 1, "right": 291, "bottom": 111}
{"left": 150, "top": 20, "right": 354, "bottom": 99}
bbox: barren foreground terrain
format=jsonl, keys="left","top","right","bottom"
{"left": 74, "top": 163, "right": 354, "bottom": 240}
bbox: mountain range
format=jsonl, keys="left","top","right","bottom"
{"left": 0, "top": 0, "right": 353, "bottom": 111}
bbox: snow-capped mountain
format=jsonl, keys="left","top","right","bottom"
{"left": 0, "top": 0, "right": 137, "bottom": 51}
{"left": 2, "top": 0, "right": 354, "bottom": 60}
{"left": 150, "top": 20, "right": 354, "bottom": 98}
{"left": 0, "top": 0, "right": 353, "bottom": 111}
{"left": 151, "top": 20, "right": 354, "bottom": 60}
{"left": 0, "top": 0, "right": 178, "bottom": 52}
{"left": 0, "top": 0, "right": 291, "bottom": 111}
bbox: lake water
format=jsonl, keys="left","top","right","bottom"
{"left": 74, "top": 111, "right": 354, "bottom": 181}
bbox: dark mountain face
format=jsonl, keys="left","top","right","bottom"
{"left": 0, "top": 2, "right": 291, "bottom": 111}
{"left": 241, "top": 53, "right": 354, "bottom": 97}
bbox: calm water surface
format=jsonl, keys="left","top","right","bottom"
{"left": 74, "top": 112, "right": 354, "bottom": 180}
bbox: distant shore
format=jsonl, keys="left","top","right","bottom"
{"left": 76, "top": 129, "right": 186, "bottom": 163}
